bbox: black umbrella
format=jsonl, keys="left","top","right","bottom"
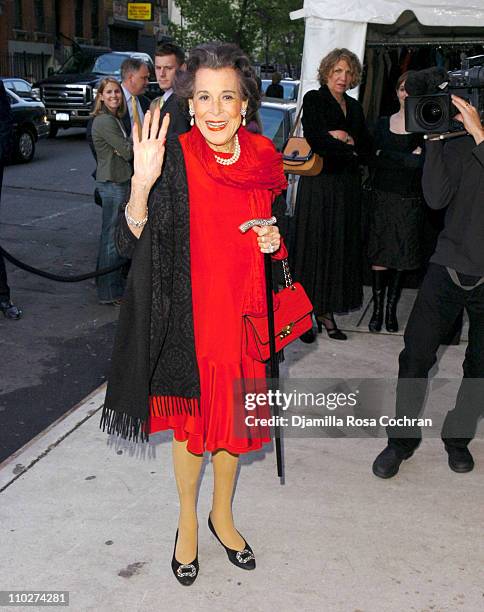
{"left": 239, "top": 216, "right": 284, "bottom": 480}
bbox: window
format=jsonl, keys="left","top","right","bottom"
{"left": 91, "top": 53, "right": 128, "bottom": 76}
{"left": 7, "top": 91, "right": 19, "bottom": 105}
{"left": 14, "top": 0, "right": 23, "bottom": 29}
{"left": 34, "top": 0, "right": 45, "bottom": 32}
{"left": 259, "top": 106, "right": 286, "bottom": 150}
{"left": 91, "top": 0, "right": 99, "bottom": 41}
{"left": 5, "top": 79, "right": 33, "bottom": 98}
{"left": 75, "top": 0, "right": 83, "bottom": 37}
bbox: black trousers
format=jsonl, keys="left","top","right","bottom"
{"left": 0, "top": 163, "right": 9, "bottom": 302}
{"left": 388, "top": 263, "right": 484, "bottom": 452}
{"left": 0, "top": 253, "right": 9, "bottom": 301}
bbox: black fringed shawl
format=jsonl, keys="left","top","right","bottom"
{"left": 101, "top": 137, "right": 200, "bottom": 441}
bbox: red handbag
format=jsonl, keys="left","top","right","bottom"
{"left": 243, "top": 259, "right": 313, "bottom": 362}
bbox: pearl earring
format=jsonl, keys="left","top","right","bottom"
{"left": 189, "top": 107, "right": 195, "bottom": 126}
{"left": 241, "top": 108, "right": 247, "bottom": 127}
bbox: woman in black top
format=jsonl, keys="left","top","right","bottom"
{"left": 291, "top": 48, "right": 372, "bottom": 342}
{"left": 367, "top": 72, "right": 425, "bottom": 333}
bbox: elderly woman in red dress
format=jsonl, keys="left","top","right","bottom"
{"left": 101, "top": 43, "right": 287, "bottom": 585}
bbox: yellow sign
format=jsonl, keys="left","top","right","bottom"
{"left": 127, "top": 2, "right": 152, "bottom": 21}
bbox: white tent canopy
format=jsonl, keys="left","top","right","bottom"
{"left": 291, "top": 0, "right": 484, "bottom": 97}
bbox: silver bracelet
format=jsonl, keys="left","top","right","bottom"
{"left": 124, "top": 202, "right": 148, "bottom": 228}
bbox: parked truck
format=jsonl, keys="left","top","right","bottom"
{"left": 33, "top": 47, "right": 159, "bottom": 137}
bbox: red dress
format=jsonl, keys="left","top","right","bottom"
{"left": 147, "top": 132, "right": 287, "bottom": 454}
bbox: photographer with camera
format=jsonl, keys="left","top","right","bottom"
{"left": 373, "top": 86, "right": 484, "bottom": 478}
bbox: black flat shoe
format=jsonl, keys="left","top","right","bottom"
{"left": 372, "top": 445, "right": 414, "bottom": 479}
{"left": 445, "top": 445, "right": 474, "bottom": 473}
{"left": 0, "top": 300, "right": 22, "bottom": 320}
{"left": 171, "top": 529, "right": 199, "bottom": 586}
{"left": 208, "top": 514, "right": 255, "bottom": 570}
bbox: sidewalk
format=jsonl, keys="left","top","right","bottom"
{"left": 1, "top": 296, "right": 482, "bottom": 612}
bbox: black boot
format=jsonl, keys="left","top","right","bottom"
{"left": 368, "top": 270, "right": 387, "bottom": 333}
{"left": 444, "top": 444, "right": 474, "bottom": 473}
{"left": 372, "top": 445, "right": 415, "bottom": 479}
{"left": 385, "top": 270, "right": 403, "bottom": 333}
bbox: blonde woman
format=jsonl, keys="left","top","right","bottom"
{"left": 91, "top": 77, "right": 133, "bottom": 304}
{"left": 291, "top": 48, "right": 372, "bottom": 342}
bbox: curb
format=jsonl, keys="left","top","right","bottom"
{"left": 0, "top": 383, "right": 106, "bottom": 492}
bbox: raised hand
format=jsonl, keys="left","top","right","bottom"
{"left": 132, "top": 106, "right": 171, "bottom": 192}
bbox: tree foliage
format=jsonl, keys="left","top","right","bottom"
{"left": 169, "top": 0, "right": 304, "bottom": 71}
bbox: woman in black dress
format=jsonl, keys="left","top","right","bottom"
{"left": 291, "top": 48, "right": 372, "bottom": 342}
{"left": 367, "top": 72, "right": 425, "bottom": 333}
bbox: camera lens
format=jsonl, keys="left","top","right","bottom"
{"left": 420, "top": 100, "right": 443, "bottom": 126}
{"left": 414, "top": 96, "right": 449, "bottom": 130}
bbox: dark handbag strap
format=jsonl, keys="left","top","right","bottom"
{"left": 288, "top": 105, "right": 303, "bottom": 139}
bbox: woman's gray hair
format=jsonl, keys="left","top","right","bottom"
{"left": 120, "top": 57, "right": 147, "bottom": 81}
{"left": 174, "top": 43, "right": 260, "bottom": 119}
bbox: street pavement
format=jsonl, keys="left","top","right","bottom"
{"left": 0, "top": 328, "right": 482, "bottom": 611}
{"left": 0, "top": 129, "right": 119, "bottom": 462}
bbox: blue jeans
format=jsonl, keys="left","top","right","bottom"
{"left": 95, "top": 180, "right": 129, "bottom": 303}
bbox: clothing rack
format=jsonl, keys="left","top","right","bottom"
{"left": 367, "top": 40, "right": 484, "bottom": 49}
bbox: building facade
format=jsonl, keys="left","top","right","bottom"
{"left": 0, "top": 1, "right": 169, "bottom": 81}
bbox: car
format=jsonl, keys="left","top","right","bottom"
{"left": 259, "top": 99, "right": 299, "bottom": 214}
{"left": 5, "top": 88, "right": 49, "bottom": 163}
{"left": 1, "top": 77, "right": 40, "bottom": 100}
{"left": 259, "top": 99, "right": 297, "bottom": 151}
{"left": 261, "top": 79, "right": 300, "bottom": 101}
{"left": 33, "top": 49, "right": 160, "bottom": 137}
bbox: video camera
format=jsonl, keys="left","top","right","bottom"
{"left": 405, "top": 55, "right": 484, "bottom": 134}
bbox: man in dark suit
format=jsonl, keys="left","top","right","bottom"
{"left": 0, "top": 81, "right": 22, "bottom": 319}
{"left": 149, "top": 42, "right": 190, "bottom": 136}
{"left": 119, "top": 58, "right": 151, "bottom": 136}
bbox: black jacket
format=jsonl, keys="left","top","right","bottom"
{"left": 150, "top": 93, "right": 190, "bottom": 137}
{"left": 266, "top": 83, "right": 283, "bottom": 99}
{"left": 423, "top": 136, "right": 484, "bottom": 276}
{"left": 369, "top": 116, "right": 424, "bottom": 196}
{"left": 121, "top": 92, "right": 151, "bottom": 136}
{"left": 302, "top": 85, "right": 372, "bottom": 173}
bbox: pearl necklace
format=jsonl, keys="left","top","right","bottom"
{"left": 213, "top": 135, "right": 241, "bottom": 165}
